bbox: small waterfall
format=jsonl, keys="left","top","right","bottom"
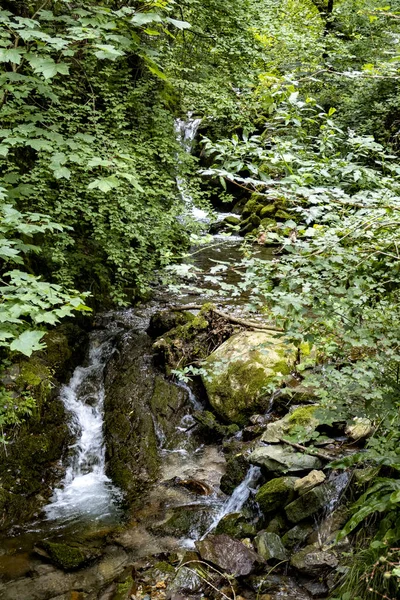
{"left": 44, "top": 334, "right": 121, "bottom": 526}
{"left": 175, "top": 113, "right": 209, "bottom": 222}
{"left": 202, "top": 465, "right": 261, "bottom": 537}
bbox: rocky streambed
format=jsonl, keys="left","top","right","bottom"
{"left": 0, "top": 294, "right": 373, "bottom": 600}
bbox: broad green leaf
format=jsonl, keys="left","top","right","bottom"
{"left": 10, "top": 330, "right": 46, "bottom": 357}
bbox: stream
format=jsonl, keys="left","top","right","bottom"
{"left": 0, "top": 116, "right": 351, "bottom": 600}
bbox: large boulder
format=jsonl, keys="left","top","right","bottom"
{"left": 285, "top": 481, "right": 339, "bottom": 523}
{"left": 248, "top": 445, "right": 322, "bottom": 474}
{"left": 255, "top": 477, "right": 298, "bottom": 515}
{"left": 261, "top": 406, "right": 320, "bottom": 444}
{"left": 202, "top": 331, "right": 296, "bottom": 425}
{"left": 195, "top": 534, "right": 261, "bottom": 576}
{"left": 293, "top": 470, "right": 326, "bottom": 496}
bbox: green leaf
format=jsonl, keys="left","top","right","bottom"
{"left": 0, "top": 48, "right": 23, "bottom": 65}
{"left": 131, "top": 12, "right": 163, "bottom": 26}
{"left": 166, "top": 18, "right": 191, "bottom": 30}
{"left": 53, "top": 166, "right": 71, "bottom": 179}
{"left": 10, "top": 330, "right": 46, "bottom": 357}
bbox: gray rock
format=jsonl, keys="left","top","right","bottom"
{"left": 254, "top": 532, "right": 287, "bottom": 563}
{"left": 285, "top": 482, "right": 338, "bottom": 523}
{"left": 281, "top": 523, "right": 314, "bottom": 548}
{"left": 290, "top": 544, "right": 338, "bottom": 575}
{"left": 345, "top": 417, "right": 373, "bottom": 440}
{"left": 195, "top": 534, "right": 261, "bottom": 576}
{"left": 302, "top": 580, "right": 329, "bottom": 597}
{"left": 168, "top": 566, "right": 203, "bottom": 595}
{"left": 248, "top": 444, "right": 322, "bottom": 474}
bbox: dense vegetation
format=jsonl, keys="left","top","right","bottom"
{"left": 3, "top": 0, "right": 400, "bottom": 597}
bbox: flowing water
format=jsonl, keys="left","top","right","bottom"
{"left": 43, "top": 333, "right": 122, "bottom": 528}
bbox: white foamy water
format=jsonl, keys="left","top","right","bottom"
{"left": 202, "top": 465, "right": 261, "bottom": 537}
{"left": 44, "top": 336, "right": 122, "bottom": 525}
{"left": 175, "top": 114, "right": 209, "bottom": 222}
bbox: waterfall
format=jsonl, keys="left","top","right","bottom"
{"left": 202, "top": 465, "right": 261, "bottom": 537}
{"left": 44, "top": 334, "right": 121, "bottom": 526}
{"left": 175, "top": 113, "right": 209, "bottom": 222}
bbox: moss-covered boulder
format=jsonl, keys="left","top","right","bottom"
{"left": 193, "top": 410, "right": 240, "bottom": 440}
{"left": 202, "top": 331, "right": 296, "bottom": 425}
{"left": 281, "top": 523, "right": 314, "bottom": 549}
{"left": 242, "top": 198, "right": 263, "bottom": 218}
{"left": 261, "top": 405, "right": 320, "bottom": 444}
{"left": 37, "top": 541, "right": 101, "bottom": 570}
{"left": 239, "top": 214, "right": 261, "bottom": 235}
{"left": 255, "top": 476, "right": 298, "bottom": 515}
{"left": 220, "top": 454, "right": 249, "bottom": 495}
{"left": 214, "top": 512, "right": 257, "bottom": 538}
{"left": 285, "top": 481, "right": 338, "bottom": 523}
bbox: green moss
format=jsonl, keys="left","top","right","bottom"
{"left": 214, "top": 513, "right": 256, "bottom": 538}
{"left": 260, "top": 204, "right": 276, "bottom": 217}
{"left": 287, "top": 405, "right": 317, "bottom": 427}
{"left": 275, "top": 209, "right": 293, "bottom": 221}
{"left": 240, "top": 214, "right": 261, "bottom": 235}
{"left": 224, "top": 215, "right": 240, "bottom": 226}
{"left": 220, "top": 454, "right": 249, "bottom": 494}
{"left": 255, "top": 477, "right": 298, "bottom": 515}
{"left": 40, "top": 542, "right": 89, "bottom": 570}
{"left": 242, "top": 198, "right": 263, "bottom": 217}
{"left": 260, "top": 218, "right": 276, "bottom": 229}
{"left": 114, "top": 576, "right": 135, "bottom": 600}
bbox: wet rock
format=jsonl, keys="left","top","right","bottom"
{"left": 248, "top": 444, "right": 322, "bottom": 474}
{"left": 293, "top": 470, "right": 326, "bottom": 496}
{"left": 255, "top": 476, "right": 298, "bottom": 515}
{"left": 254, "top": 532, "right": 287, "bottom": 563}
{"left": 261, "top": 406, "right": 319, "bottom": 444}
{"left": 247, "top": 574, "right": 312, "bottom": 600}
{"left": 307, "top": 505, "right": 349, "bottom": 547}
{"left": 302, "top": 580, "right": 329, "bottom": 597}
{"left": 175, "top": 479, "right": 213, "bottom": 496}
{"left": 193, "top": 410, "right": 240, "bottom": 440}
{"left": 290, "top": 544, "right": 338, "bottom": 575}
{"left": 220, "top": 454, "right": 249, "bottom": 495}
{"left": 35, "top": 541, "right": 101, "bottom": 571}
{"left": 154, "top": 505, "right": 214, "bottom": 538}
{"left": 285, "top": 479, "right": 342, "bottom": 523}
{"left": 265, "top": 515, "right": 287, "bottom": 535}
{"left": 214, "top": 512, "right": 257, "bottom": 538}
{"left": 345, "top": 417, "right": 373, "bottom": 440}
{"left": 148, "top": 310, "right": 194, "bottom": 338}
{"left": 203, "top": 331, "right": 296, "bottom": 425}
{"left": 167, "top": 566, "right": 203, "bottom": 596}
{"left": 281, "top": 523, "right": 314, "bottom": 549}
{"left": 196, "top": 534, "right": 261, "bottom": 576}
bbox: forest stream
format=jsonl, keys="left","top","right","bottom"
{"left": 0, "top": 117, "right": 366, "bottom": 600}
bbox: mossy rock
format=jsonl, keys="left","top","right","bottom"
{"left": 148, "top": 310, "right": 195, "bottom": 338}
{"left": 39, "top": 541, "right": 99, "bottom": 570}
{"left": 224, "top": 215, "right": 241, "bottom": 226}
{"left": 240, "top": 214, "right": 261, "bottom": 235}
{"left": 261, "top": 405, "right": 320, "bottom": 444}
{"left": 260, "top": 217, "right": 276, "bottom": 229}
{"left": 260, "top": 204, "right": 276, "bottom": 217}
{"left": 220, "top": 454, "right": 249, "bottom": 494}
{"left": 282, "top": 523, "right": 314, "bottom": 548}
{"left": 242, "top": 198, "right": 263, "bottom": 218}
{"left": 193, "top": 410, "right": 239, "bottom": 440}
{"left": 275, "top": 209, "right": 293, "bottom": 221}
{"left": 214, "top": 512, "right": 257, "bottom": 538}
{"left": 202, "top": 331, "right": 296, "bottom": 425}
{"left": 255, "top": 476, "right": 298, "bottom": 515}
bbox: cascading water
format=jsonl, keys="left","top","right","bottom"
{"left": 175, "top": 113, "right": 209, "bottom": 222}
{"left": 44, "top": 333, "right": 122, "bottom": 527}
{"left": 202, "top": 465, "right": 261, "bottom": 538}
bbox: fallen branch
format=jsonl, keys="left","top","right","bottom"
{"left": 169, "top": 304, "right": 284, "bottom": 332}
{"left": 278, "top": 438, "right": 335, "bottom": 462}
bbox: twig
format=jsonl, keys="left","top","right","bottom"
{"left": 278, "top": 437, "right": 334, "bottom": 462}
{"left": 169, "top": 304, "right": 284, "bottom": 332}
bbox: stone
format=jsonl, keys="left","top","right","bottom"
{"left": 345, "top": 417, "right": 373, "bottom": 440}
{"left": 254, "top": 532, "right": 287, "bottom": 563}
{"left": 167, "top": 566, "right": 203, "bottom": 596}
{"left": 285, "top": 482, "right": 335, "bottom": 523}
{"left": 35, "top": 541, "right": 100, "bottom": 571}
{"left": 275, "top": 209, "right": 293, "bottom": 221}
{"left": 290, "top": 544, "right": 338, "bottom": 575}
{"left": 293, "top": 470, "right": 326, "bottom": 495}
{"left": 248, "top": 444, "right": 322, "bottom": 474}
{"left": 302, "top": 580, "right": 329, "bottom": 597}
{"left": 255, "top": 476, "right": 298, "bottom": 514}
{"left": 285, "top": 475, "right": 348, "bottom": 523}
{"left": 193, "top": 410, "right": 239, "bottom": 439}
{"left": 220, "top": 454, "right": 249, "bottom": 495}
{"left": 261, "top": 406, "right": 320, "bottom": 444}
{"left": 265, "top": 515, "right": 287, "bottom": 535}
{"left": 203, "top": 331, "right": 296, "bottom": 424}
{"left": 281, "top": 523, "right": 314, "bottom": 548}
{"left": 195, "top": 534, "right": 261, "bottom": 576}
{"left": 214, "top": 513, "right": 257, "bottom": 538}
{"left": 260, "top": 204, "right": 276, "bottom": 217}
